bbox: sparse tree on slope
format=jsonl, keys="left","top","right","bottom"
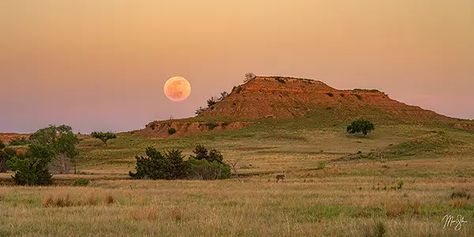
{"left": 91, "top": 132, "right": 117, "bottom": 146}
{"left": 346, "top": 119, "right": 375, "bottom": 136}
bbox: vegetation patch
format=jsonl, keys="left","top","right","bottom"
{"left": 341, "top": 131, "right": 460, "bottom": 160}
{"left": 73, "top": 178, "right": 90, "bottom": 186}
{"left": 275, "top": 77, "right": 286, "bottom": 84}
{"left": 167, "top": 127, "right": 177, "bottom": 135}
{"left": 91, "top": 132, "right": 117, "bottom": 146}
{"left": 206, "top": 122, "right": 218, "bottom": 130}
{"left": 347, "top": 119, "right": 375, "bottom": 136}
{"left": 129, "top": 145, "right": 231, "bottom": 180}
{"left": 8, "top": 137, "right": 31, "bottom": 146}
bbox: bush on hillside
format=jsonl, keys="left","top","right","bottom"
{"left": 168, "top": 128, "right": 177, "bottom": 135}
{"left": 195, "top": 107, "right": 207, "bottom": 115}
{"left": 244, "top": 72, "right": 256, "bottom": 83}
{"left": 206, "top": 122, "right": 218, "bottom": 130}
{"left": 347, "top": 119, "right": 375, "bottom": 136}
{"left": 207, "top": 97, "right": 217, "bottom": 107}
{"left": 218, "top": 91, "right": 229, "bottom": 101}
{"left": 91, "top": 132, "right": 117, "bottom": 146}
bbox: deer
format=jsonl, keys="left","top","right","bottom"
{"left": 276, "top": 174, "right": 285, "bottom": 182}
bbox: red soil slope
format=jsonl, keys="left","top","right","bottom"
{"left": 199, "top": 76, "right": 452, "bottom": 121}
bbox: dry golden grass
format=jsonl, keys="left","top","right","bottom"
{"left": 0, "top": 124, "right": 472, "bottom": 236}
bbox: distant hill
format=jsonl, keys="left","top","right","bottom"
{"left": 0, "top": 133, "right": 29, "bottom": 143}
{"left": 138, "top": 76, "right": 470, "bottom": 138}
{"left": 199, "top": 76, "right": 452, "bottom": 122}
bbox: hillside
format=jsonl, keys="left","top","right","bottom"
{"left": 199, "top": 76, "right": 452, "bottom": 122}
{"left": 138, "top": 76, "right": 463, "bottom": 138}
{"left": 0, "top": 133, "right": 28, "bottom": 143}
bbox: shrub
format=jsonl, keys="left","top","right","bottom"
{"left": 233, "top": 85, "right": 242, "bottom": 94}
{"left": 218, "top": 91, "right": 229, "bottom": 101}
{"left": 317, "top": 161, "right": 327, "bottom": 170}
{"left": 8, "top": 137, "right": 30, "bottom": 146}
{"left": 347, "top": 119, "right": 375, "bottom": 136}
{"left": 168, "top": 128, "right": 177, "bottom": 135}
{"left": 73, "top": 178, "right": 90, "bottom": 186}
{"left": 0, "top": 150, "right": 10, "bottom": 172}
{"left": 191, "top": 145, "right": 223, "bottom": 163}
{"left": 91, "top": 132, "right": 116, "bottom": 146}
{"left": 7, "top": 144, "right": 54, "bottom": 185}
{"left": 207, "top": 97, "right": 217, "bottom": 107}
{"left": 0, "top": 140, "right": 5, "bottom": 149}
{"left": 206, "top": 122, "right": 218, "bottom": 130}
{"left": 451, "top": 191, "right": 470, "bottom": 199}
{"left": 129, "top": 147, "right": 186, "bottom": 180}
{"left": 326, "top": 92, "right": 334, "bottom": 97}
{"left": 244, "top": 72, "right": 256, "bottom": 83}
{"left": 186, "top": 158, "right": 231, "bottom": 180}
{"left": 275, "top": 77, "right": 286, "bottom": 83}
{"left": 191, "top": 145, "right": 208, "bottom": 160}
{"left": 373, "top": 221, "right": 386, "bottom": 237}
{"left": 0, "top": 146, "right": 15, "bottom": 172}
{"left": 195, "top": 107, "right": 207, "bottom": 115}
{"left": 130, "top": 145, "right": 230, "bottom": 180}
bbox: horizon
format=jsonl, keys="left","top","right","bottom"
{"left": 1, "top": 1, "right": 473, "bottom": 133}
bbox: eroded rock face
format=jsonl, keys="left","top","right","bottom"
{"left": 199, "top": 76, "right": 451, "bottom": 121}
{"left": 135, "top": 121, "right": 250, "bottom": 138}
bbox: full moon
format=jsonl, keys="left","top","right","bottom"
{"left": 164, "top": 76, "right": 191, "bottom": 102}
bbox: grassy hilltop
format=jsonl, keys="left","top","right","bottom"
{"left": 0, "top": 77, "right": 473, "bottom": 236}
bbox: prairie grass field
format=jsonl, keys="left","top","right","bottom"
{"left": 1, "top": 121, "right": 473, "bottom": 236}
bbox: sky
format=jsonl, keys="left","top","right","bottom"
{"left": 0, "top": 0, "right": 473, "bottom": 133}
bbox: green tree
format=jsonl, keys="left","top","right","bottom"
{"left": 163, "top": 149, "right": 186, "bottom": 179}
{"left": 186, "top": 158, "right": 231, "bottom": 180}
{"left": 190, "top": 145, "right": 224, "bottom": 163}
{"left": 130, "top": 146, "right": 231, "bottom": 180}
{"left": 7, "top": 144, "right": 54, "bottom": 185}
{"left": 30, "top": 125, "right": 80, "bottom": 174}
{"left": 191, "top": 145, "right": 208, "bottom": 160}
{"left": 346, "top": 119, "right": 375, "bottom": 136}
{"left": 91, "top": 132, "right": 117, "bottom": 146}
{"left": 0, "top": 142, "right": 14, "bottom": 172}
{"left": 129, "top": 147, "right": 185, "bottom": 180}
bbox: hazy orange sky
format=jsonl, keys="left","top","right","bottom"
{"left": 1, "top": 0, "right": 473, "bottom": 133}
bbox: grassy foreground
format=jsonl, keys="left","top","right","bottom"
{"left": 0, "top": 121, "right": 473, "bottom": 236}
